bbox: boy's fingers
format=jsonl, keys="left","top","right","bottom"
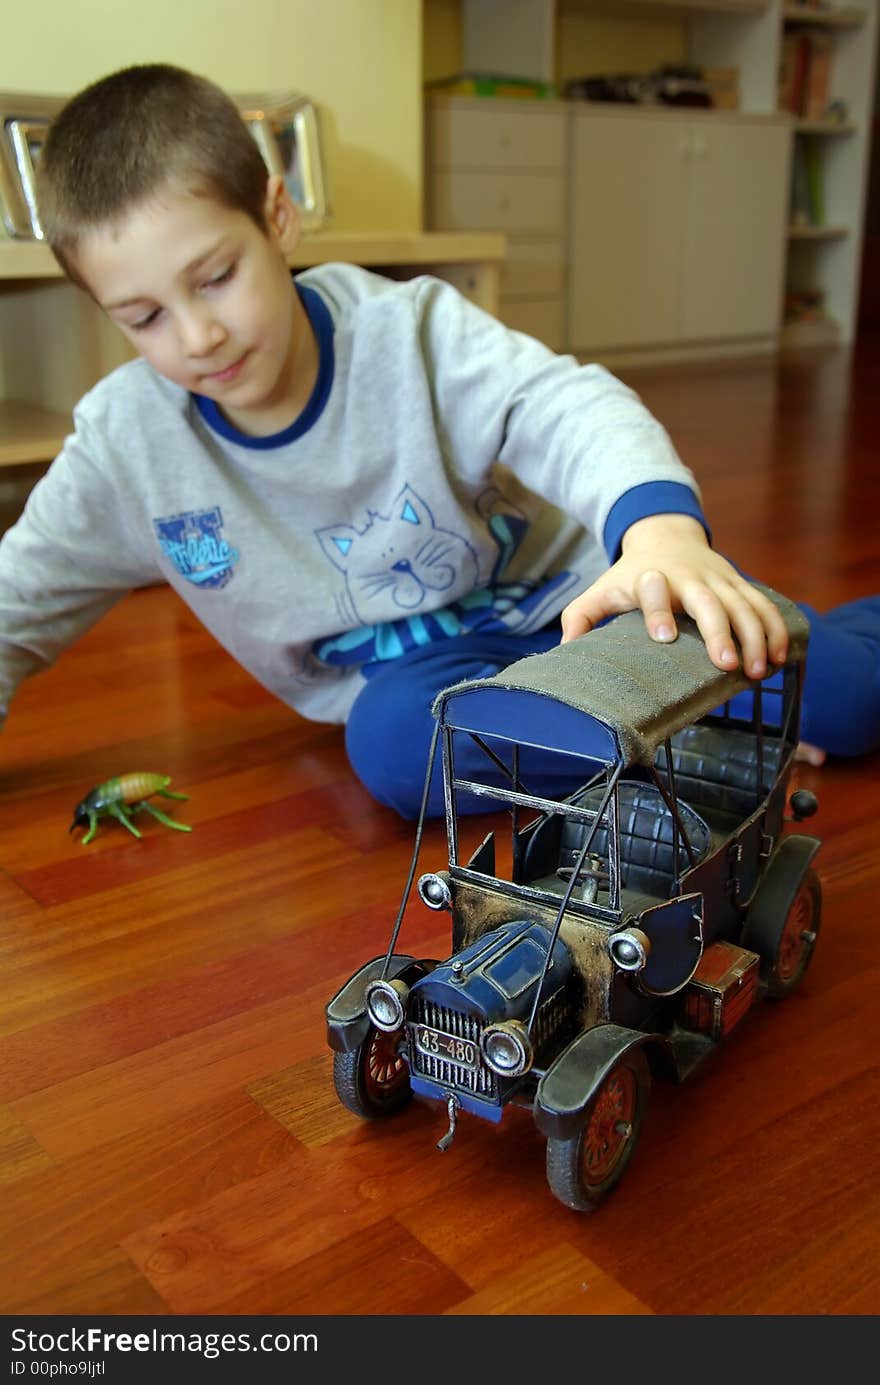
{"left": 561, "top": 580, "right": 630, "bottom": 642}
{"left": 699, "top": 580, "right": 789, "bottom": 679}
{"left": 635, "top": 569, "right": 677, "bottom": 643}
{"left": 687, "top": 580, "right": 785, "bottom": 678}
{"left": 560, "top": 593, "right": 599, "bottom": 643}
{"left": 741, "top": 582, "right": 790, "bottom": 665}
{"left": 730, "top": 606, "right": 769, "bottom": 677}
{"left": 681, "top": 583, "right": 740, "bottom": 671}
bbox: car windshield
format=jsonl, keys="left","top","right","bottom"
{"left": 444, "top": 725, "right": 623, "bottom": 916}
{"left": 443, "top": 671, "right": 798, "bottom": 921}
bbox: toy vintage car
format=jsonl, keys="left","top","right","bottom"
{"left": 326, "top": 587, "right": 821, "bottom": 1212}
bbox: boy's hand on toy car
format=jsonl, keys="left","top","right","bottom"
{"left": 560, "top": 514, "right": 790, "bottom": 679}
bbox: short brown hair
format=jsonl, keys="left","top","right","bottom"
{"left": 37, "top": 63, "right": 270, "bottom": 283}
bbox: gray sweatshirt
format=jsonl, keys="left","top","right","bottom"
{"left": 0, "top": 264, "right": 704, "bottom": 727}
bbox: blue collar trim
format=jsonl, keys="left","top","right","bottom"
{"left": 193, "top": 280, "right": 334, "bottom": 449}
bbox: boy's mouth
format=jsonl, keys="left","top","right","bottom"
{"left": 206, "top": 352, "right": 249, "bottom": 384}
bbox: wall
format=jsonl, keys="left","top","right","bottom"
{"left": 555, "top": 10, "right": 685, "bottom": 88}
{"left": 424, "top": 0, "right": 464, "bottom": 84}
{"left": 422, "top": 0, "right": 685, "bottom": 86}
{"left": 0, "top": 0, "right": 423, "bottom": 233}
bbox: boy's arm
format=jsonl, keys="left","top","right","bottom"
{"left": 0, "top": 421, "right": 158, "bottom": 730}
{"left": 416, "top": 278, "right": 784, "bottom": 674}
{"left": 561, "top": 513, "right": 790, "bottom": 678}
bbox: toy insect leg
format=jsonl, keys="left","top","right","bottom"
{"left": 156, "top": 787, "right": 189, "bottom": 802}
{"left": 81, "top": 813, "right": 101, "bottom": 847}
{"left": 135, "top": 801, "right": 193, "bottom": 833}
{"left": 108, "top": 803, "right": 143, "bottom": 839}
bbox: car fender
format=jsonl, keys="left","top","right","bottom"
{"left": 326, "top": 954, "right": 424, "bottom": 1053}
{"left": 741, "top": 833, "right": 821, "bottom": 964}
{"left": 534, "top": 1023, "right": 671, "bottom": 1141}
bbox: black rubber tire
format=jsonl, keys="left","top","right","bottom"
{"left": 546, "top": 1047, "right": 650, "bottom": 1212}
{"left": 763, "top": 867, "right": 822, "bottom": 998}
{"left": 333, "top": 1025, "right": 412, "bottom": 1119}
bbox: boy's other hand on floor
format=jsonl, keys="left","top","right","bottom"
{"left": 795, "top": 742, "right": 827, "bottom": 767}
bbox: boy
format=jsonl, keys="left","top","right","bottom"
{"left": 0, "top": 63, "right": 876, "bottom": 818}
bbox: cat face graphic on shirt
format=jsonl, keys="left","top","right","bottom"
{"left": 316, "top": 484, "right": 479, "bottom": 620}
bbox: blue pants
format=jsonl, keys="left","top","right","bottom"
{"left": 345, "top": 596, "right": 880, "bottom": 819}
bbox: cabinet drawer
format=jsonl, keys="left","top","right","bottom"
{"left": 428, "top": 101, "right": 565, "bottom": 172}
{"left": 499, "top": 297, "right": 565, "bottom": 352}
{"left": 428, "top": 171, "right": 564, "bottom": 235}
{"left": 500, "top": 237, "right": 565, "bottom": 298}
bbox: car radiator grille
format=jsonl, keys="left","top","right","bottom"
{"left": 531, "top": 989, "right": 570, "bottom": 1058}
{"left": 408, "top": 998, "right": 497, "bottom": 1098}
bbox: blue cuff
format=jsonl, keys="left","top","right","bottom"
{"left": 602, "top": 481, "right": 710, "bottom": 562}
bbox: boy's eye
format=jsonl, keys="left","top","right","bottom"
{"left": 205, "top": 263, "right": 235, "bottom": 288}
{"left": 130, "top": 308, "right": 161, "bottom": 331}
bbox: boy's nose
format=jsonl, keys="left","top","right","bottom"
{"left": 179, "top": 309, "right": 226, "bottom": 358}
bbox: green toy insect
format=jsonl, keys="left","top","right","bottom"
{"left": 69, "top": 772, "right": 192, "bottom": 845}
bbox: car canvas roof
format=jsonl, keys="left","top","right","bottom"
{"left": 433, "top": 587, "right": 810, "bottom": 767}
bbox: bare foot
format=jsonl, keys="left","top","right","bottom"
{"left": 795, "top": 741, "right": 827, "bottom": 767}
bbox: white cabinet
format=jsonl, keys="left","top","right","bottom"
{"left": 568, "top": 108, "right": 791, "bottom": 356}
{"left": 680, "top": 119, "right": 791, "bottom": 340}
{"left": 452, "top": 0, "right": 878, "bottom": 350}
{"left": 425, "top": 95, "right": 568, "bottom": 349}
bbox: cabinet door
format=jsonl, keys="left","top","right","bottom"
{"left": 681, "top": 120, "right": 790, "bottom": 342}
{"left": 569, "top": 112, "right": 688, "bottom": 352}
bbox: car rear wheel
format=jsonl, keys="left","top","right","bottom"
{"left": 764, "top": 868, "right": 822, "bottom": 998}
{"left": 545, "top": 1047, "right": 650, "bottom": 1212}
{"left": 333, "top": 1024, "right": 412, "bottom": 1119}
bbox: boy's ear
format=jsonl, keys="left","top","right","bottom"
{"left": 264, "top": 174, "right": 300, "bottom": 254}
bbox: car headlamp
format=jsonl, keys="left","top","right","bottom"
{"left": 608, "top": 926, "right": 651, "bottom": 973}
{"left": 365, "top": 978, "right": 409, "bottom": 1032}
{"left": 479, "top": 1020, "right": 533, "bottom": 1077}
{"left": 417, "top": 872, "right": 452, "bottom": 910}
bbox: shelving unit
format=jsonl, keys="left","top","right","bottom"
{"left": 425, "top": 95, "right": 568, "bottom": 348}
{"left": 673, "top": 1, "right": 877, "bottom": 346}
{"left": 455, "top": 0, "right": 876, "bottom": 352}
{"left": 0, "top": 400, "right": 73, "bottom": 467}
{"left": 562, "top": 2, "right": 770, "bottom": 15}
{"left": 794, "top": 118, "right": 857, "bottom": 132}
{"left": 781, "top": 4, "right": 867, "bottom": 27}
{"left": 788, "top": 222, "right": 849, "bottom": 237}
{"left": 773, "top": 3, "right": 875, "bottom": 345}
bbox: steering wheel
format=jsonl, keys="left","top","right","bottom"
{"left": 556, "top": 858, "right": 610, "bottom": 889}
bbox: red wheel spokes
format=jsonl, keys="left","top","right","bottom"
{"left": 778, "top": 885, "right": 814, "bottom": 981}
{"left": 365, "top": 1029, "right": 405, "bottom": 1099}
{"left": 582, "top": 1066, "right": 637, "bottom": 1186}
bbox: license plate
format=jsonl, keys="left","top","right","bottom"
{"left": 414, "top": 1025, "right": 480, "bottom": 1071}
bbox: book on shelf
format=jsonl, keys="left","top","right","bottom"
{"left": 804, "top": 33, "right": 833, "bottom": 121}
{"left": 778, "top": 28, "right": 835, "bottom": 121}
{"left": 790, "top": 136, "right": 824, "bottom": 226}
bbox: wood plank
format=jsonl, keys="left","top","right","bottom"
{"left": 216, "top": 1218, "right": 471, "bottom": 1315}
{"left": 445, "top": 1243, "right": 654, "bottom": 1315}
{"left": 0, "top": 1105, "right": 52, "bottom": 1183}
{"left": 0, "top": 231, "right": 506, "bottom": 281}
{"left": 0, "top": 1089, "right": 302, "bottom": 1313}
{"left": 0, "top": 399, "right": 70, "bottom": 466}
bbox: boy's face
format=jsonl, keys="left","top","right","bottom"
{"left": 74, "top": 177, "right": 312, "bottom": 434}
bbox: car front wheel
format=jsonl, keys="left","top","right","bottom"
{"left": 545, "top": 1047, "right": 650, "bottom": 1212}
{"left": 333, "top": 1024, "right": 412, "bottom": 1119}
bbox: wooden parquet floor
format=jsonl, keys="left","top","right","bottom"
{"left": 1, "top": 340, "right": 879, "bottom": 1316}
